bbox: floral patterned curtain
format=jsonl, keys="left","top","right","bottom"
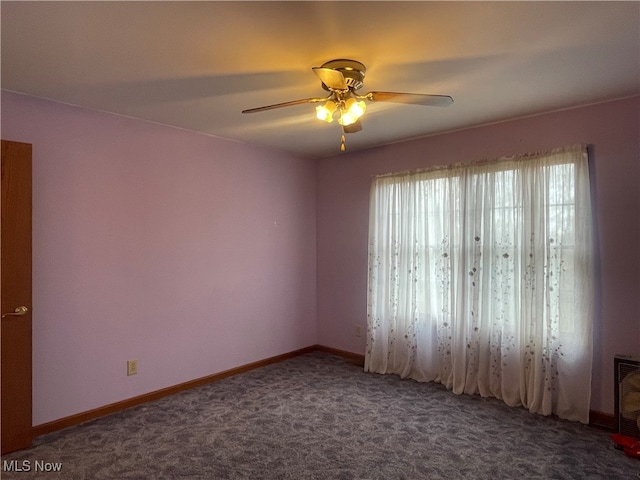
{"left": 365, "top": 145, "right": 594, "bottom": 423}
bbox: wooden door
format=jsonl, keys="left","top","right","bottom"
{"left": 1, "top": 140, "right": 33, "bottom": 454}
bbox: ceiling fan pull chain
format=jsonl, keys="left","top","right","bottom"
{"left": 340, "top": 134, "right": 346, "bottom": 152}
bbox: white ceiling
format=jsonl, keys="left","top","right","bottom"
{"left": 2, "top": 1, "right": 639, "bottom": 159}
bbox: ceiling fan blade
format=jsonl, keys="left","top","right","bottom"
{"left": 368, "top": 92, "right": 454, "bottom": 106}
{"left": 343, "top": 119, "right": 363, "bottom": 134}
{"left": 242, "top": 97, "right": 324, "bottom": 114}
{"left": 312, "top": 67, "right": 348, "bottom": 91}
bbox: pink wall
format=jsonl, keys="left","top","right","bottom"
{"left": 1, "top": 91, "right": 317, "bottom": 425}
{"left": 316, "top": 96, "right": 640, "bottom": 414}
{"left": 2, "top": 91, "right": 637, "bottom": 424}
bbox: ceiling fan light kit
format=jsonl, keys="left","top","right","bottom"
{"left": 316, "top": 97, "right": 366, "bottom": 126}
{"left": 242, "top": 59, "right": 453, "bottom": 152}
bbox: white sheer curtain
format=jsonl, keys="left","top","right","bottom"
{"left": 365, "top": 145, "right": 594, "bottom": 423}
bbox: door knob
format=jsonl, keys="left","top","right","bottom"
{"left": 2, "top": 306, "right": 29, "bottom": 318}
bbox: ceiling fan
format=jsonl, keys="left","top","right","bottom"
{"left": 242, "top": 59, "right": 454, "bottom": 151}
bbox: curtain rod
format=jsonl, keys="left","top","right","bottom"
{"left": 373, "top": 144, "right": 588, "bottom": 180}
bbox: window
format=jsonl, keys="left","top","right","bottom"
{"left": 365, "top": 145, "right": 594, "bottom": 423}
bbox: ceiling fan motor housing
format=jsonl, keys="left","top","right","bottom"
{"left": 320, "top": 59, "right": 366, "bottom": 91}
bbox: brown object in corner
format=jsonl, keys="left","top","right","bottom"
{"left": 589, "top": 410, "right": 615, "bottom": 431}
{"left": 314, "top": 344, "right": 365, "bottom": 367}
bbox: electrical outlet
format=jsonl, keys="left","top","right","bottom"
{"left": 355, "top": 325, "right": 362, "bottom": 337}
{"left": 127, "top": 359, "right": 138, "bottom": 376}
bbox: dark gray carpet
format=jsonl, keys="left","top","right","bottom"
{"left": 2, "top": 352, "right": 638, "bottom": 479}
